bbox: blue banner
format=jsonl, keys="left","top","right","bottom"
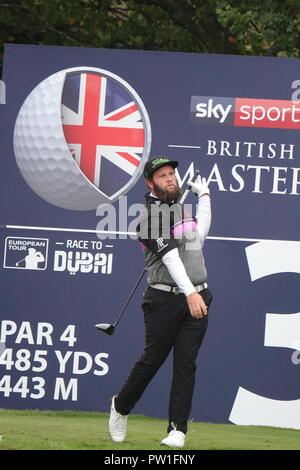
{"left": 0, "top": 44, "right": 299, "bottom": 429}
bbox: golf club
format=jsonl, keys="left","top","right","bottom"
{"left": 95, "top": 169, "right": 200, "bottom": 335}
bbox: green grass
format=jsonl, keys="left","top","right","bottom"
{"left": 0, "top": 408, "right": 299, "bottom": 450}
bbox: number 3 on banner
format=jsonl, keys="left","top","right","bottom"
{"left": 0, "top": 376, "right": 45, "bottom": 399}
{"left": 229, "top": 241, "right": 300, "bottom": 430}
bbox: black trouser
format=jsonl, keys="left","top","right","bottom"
{"left": 115, "top": 286, "right": 212, "bottom": 434}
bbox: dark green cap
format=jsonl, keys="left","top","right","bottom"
{"left": 143, "top": 156, "right": 178, "bottom": 179}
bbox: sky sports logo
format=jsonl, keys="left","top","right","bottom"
{"left": 190, "top": 96, "right": 300, "bottom": 129}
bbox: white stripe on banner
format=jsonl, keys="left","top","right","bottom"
{"left": 168, "top": 144, "right": 202, "bottom": 149}
{"left": 1, "top": 225, "right": 299, "bottom": 243}
{"left": 4, "top": 225, "right": 134, "bottom": 236}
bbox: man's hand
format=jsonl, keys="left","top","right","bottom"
{"left": 186, "top": 291, "right": 208, "bottom": 318}
{"left": 188, "top": 175, "right": 210, "bottom": 198}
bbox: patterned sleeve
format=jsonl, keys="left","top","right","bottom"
{"left": 137, "top": 203, "right": 178, "bottom": 258}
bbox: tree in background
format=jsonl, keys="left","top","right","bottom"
{"left": 1, "top": 0, "right": 300, "bottom": 74}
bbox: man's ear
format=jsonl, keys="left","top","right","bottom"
{"left": 146, "top": 178, "right": 153, "bottom": 192}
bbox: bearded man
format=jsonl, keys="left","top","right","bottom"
{"left": 108, "top": 156, "right": 213, "bottom": 448}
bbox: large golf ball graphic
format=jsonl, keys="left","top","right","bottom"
{"left": 13, "top": 66, "right": 151, "bottom": 210}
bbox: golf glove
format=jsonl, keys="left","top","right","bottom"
{"left": 188, "top": 175, "right": 210, "bottom": 197}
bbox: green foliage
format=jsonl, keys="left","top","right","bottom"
{"left": 216, "top": 0, "right": 300, "bottom": 57}
{"left": 1, "top": 1, "right": 300, "bottom": 75}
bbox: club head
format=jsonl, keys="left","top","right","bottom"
{"left": 95, "top": 323, "right": 115, "bottom": 335}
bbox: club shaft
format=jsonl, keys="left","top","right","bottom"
{"left": 114, "top": 268, "right": 145, "bottom": 326}
{"left": 179, "top": 169, "right": 200, "bottom": 205}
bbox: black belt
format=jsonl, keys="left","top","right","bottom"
{"left": 150, "top": 282, "right": 208, "bottom": 295}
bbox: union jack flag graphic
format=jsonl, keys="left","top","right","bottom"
{"left": 61, "top": 72, "right": 146, "bottom": 197}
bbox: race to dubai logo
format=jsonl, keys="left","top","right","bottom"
{"left": 13, "top": 67, "right": 152, "bottom": 210}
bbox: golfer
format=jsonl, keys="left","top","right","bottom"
{"left": 109, "top": 156, "right": 212, "bottom": 448}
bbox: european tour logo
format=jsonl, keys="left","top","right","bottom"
{"left": 191, "top": 95, "right": 300, "bottom": 129}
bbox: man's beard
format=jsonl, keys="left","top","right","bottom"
{"left": 152, "top": 180, "right": 182, "bottom": 203}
